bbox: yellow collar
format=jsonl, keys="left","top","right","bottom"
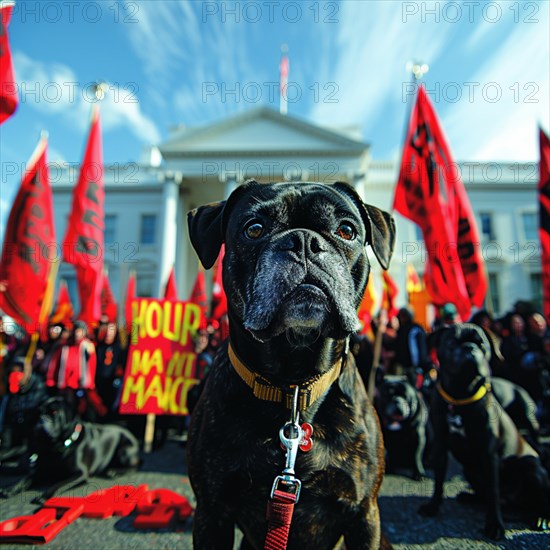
{"left": 436, "top": 382, "right": 491, "bottom": 406}
{"left": 228, "top": 342, "right": 343, "bottom": 411}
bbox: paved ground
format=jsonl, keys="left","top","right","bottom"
{"left": 0, "top": 439, "right": 548, "bottom": 549}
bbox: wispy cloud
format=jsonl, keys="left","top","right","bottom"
{"left": 308, "top": 2, "right": 453, "bottom": 134}
{"left": 122, "top": 1, "right": 266, "bottom": 125}
{"left": 101, "top": 92, "right": 161, "bottom": 144}
{"left": 12, "top": 52, "right": 161, "bottom": 144}
{"left": 306, "top": 0, "right": 548, "bottom": 161}
{"left": 443, "top": 5, "right": 550, "bottom": 161}
{"left": 465, "top": 0, "right": 511, "bottom": 50}
{"left": 108, "top": 0, "right": 549, "bottom": 161}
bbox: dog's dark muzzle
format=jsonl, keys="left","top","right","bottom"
{"left": 277, "top": 229, "right": 326, "bottom": 257}
{"left": 243, "top": 229, "right": 360, "bottom": 339}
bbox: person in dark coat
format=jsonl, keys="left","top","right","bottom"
{"left": 95, "top": 322, "right": 126, "bottom": 422}
{"left": 392, "top": 307, "right": 431, "bottom": 389}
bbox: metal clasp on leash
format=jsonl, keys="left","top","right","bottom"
{"left": 271, "top": 386, "right": 303, "bottom": 502}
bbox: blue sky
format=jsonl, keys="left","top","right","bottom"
{"left": 1, "top": 0, "right": 549, "bottom": 232}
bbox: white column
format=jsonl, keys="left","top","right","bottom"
{"left": 224, "top": 175, "right": 238, "bottom": 199}
{"left": 156, "top": 173, "right": 180, "bottom": 296}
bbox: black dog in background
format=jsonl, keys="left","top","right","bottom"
{"left": 419, "top": 323, "right": 550, "bottom": 539}
{"left": 0, "top": 397, "right": 140, "bottom": 503}
{"left": 0, "top": 357, "right": 48, "bottom": 465}
{"left": 490, "top": 376, "right": 540, "bottom": 445}
{"left": 377, "top": 375, "right": 428, "bottom": 480}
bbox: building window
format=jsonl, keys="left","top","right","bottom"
{"left": 479, "top": 212, "right": 494, "bottom": 241}
{"left": 105, "top": 214, "right": 117, "bottom": 244}
{"left": 486, "top": 273, "right": 500, "bottom": 316}
{"left": 530, "top": 273, "right": 543, "bottom": 313}
{"left": 140, "top": 214, "right": 157, "bottom": 245}
{"left": 521, "top": 212, "right": 538, "bottom": 241}
{"left": 137, "top": 273, "right": 155, "bottom": 297}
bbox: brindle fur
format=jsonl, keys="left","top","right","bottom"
{"left": 187, "top": 180, "right": 395, "bottom": 549}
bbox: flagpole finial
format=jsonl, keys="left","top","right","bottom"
{"left": 40, "top": 130, "right": 49, "bottom": 141}
{"left": 281, "top": 43, "right": 288, "bottom": 54}
{"left": 92, "top": 82, "right": 108, "bottom": 101}
{"left": 406, "top": 60, "right": 429, "bottom": 80}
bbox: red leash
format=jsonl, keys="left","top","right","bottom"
{"left": 264, "top": 489, "right": 297, "bottom": 550}
{"left": 263, "top": 387, "right": 313, "bottom": 550}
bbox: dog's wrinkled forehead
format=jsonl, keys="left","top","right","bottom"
{"left": 226, "top": 182, "right": 365, "bottom": 238}
{"left": 438, "top": 323, "right": 491, "bottom": 360}
{"left": 187, "top": 180, "right": 396, "bottom": 270}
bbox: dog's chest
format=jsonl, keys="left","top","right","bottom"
{"left": 446, "top": 406, "right": 466, "bottom": 436}
{"left": 230, "top": 432, "right": 371, "bottom": 548}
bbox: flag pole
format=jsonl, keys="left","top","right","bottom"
{"left": 90, "top": 80, "right": 157, "bottom": 450}
{"left": 392, "top": 60, "right": 429, "bottom": 216}
{"left": 23, "top": 255, "right": 59, "bottom": 384}
{"left": 390, "top": 62, "right": 430, "bottom": 325}
{"left": 368, "top": 308, "right": 387, "bottom": 402}
{"left": 279, "top": 44, "right": 289, "bottom": 115}
{"left": 21, "top": 131, "right": 53, "bottom": 384}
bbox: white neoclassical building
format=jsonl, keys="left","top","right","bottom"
{"left": 50, "top": 107, "right": 542, "bottom": 319}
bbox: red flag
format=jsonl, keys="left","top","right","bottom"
{"left": 163, "top": 266, "right": 178, "bottom": 300}
{"left": 62, "top": 107, "right": 104, "bottom": 324}
{"left": 211, "top": 245, "right": 227, "bottom": 321}
{"left": 538, "top": 127, "right": 550, "bottom": 322}
{"left": 101, "top": 271, "right": 117, "bottom": 322}
{"left": 189, "top": 266, "right": 208, "bottom": 321}
{"left": 50, "top": 279, "right": 74, "bottom": 325}
{"left": 393, "top": 85, "right": 487, "bottom": 321}
{"left": 0, "top": 1, "right": 18, "bottom": 124}
{"left": 0, "top": 136, "right": 56, "bottom": 332}
{"left": 125, "top": 269, "right": 136, "bottom": 331}
{"left": 381, "top": 271, "right": 399, "bottom": 319}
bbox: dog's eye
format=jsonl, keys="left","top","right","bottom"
{"left": 244, "top": 221, "right": 264, "bottom": 239}
{"left": 336, "top": 223, "right": 356, "bottom": 241}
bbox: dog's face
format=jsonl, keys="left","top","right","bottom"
{"left": 188, "top": 181, "right": 395, "bottom": 345}
{"left": 34, "top": 398, "right": 73, "bottom": 444}
{"left": 436, "top": 323, "right": 491, "bottom": 389}
{"left": 379, "top": 376, "right": 420, "bottom": 427}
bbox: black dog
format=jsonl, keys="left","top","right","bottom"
{"left": 0, "top": 362, "right": 48, "bottom": 465}
{"left": 490, "top": 376, "right": 540, "bottom": 445}
{"left": 377, "top": 375, "right": 428, "bottom": 480}
{"left": 419, "top": 323, "right": 550, "bottom": 539}
{"left": 187, "top": 180, "right": 395, "bottom": 549}
{"left": 0, "top": 397, "right": 140, "bottom": 503}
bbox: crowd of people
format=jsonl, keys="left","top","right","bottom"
{"left": 1, "top": 298, "right": 549, "bottom": 462}
{"left": 0, "top": 314, "right": 224, "bottom": 459}
{"left": 352, "top": 300, "right": 550, "bottom": 433}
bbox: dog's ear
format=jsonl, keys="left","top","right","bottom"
{"left": 364, "top": 204, "right": 396, "bottom": 270}
{"left": 462, "top": 323, "right": 491, "bottom": 360}
{"left": 333, "top": 182, "right": 396, "bottom": 270}
{"left": 187, "top": 179, "right": 261, "bottom": 269}
{"left": 187, "top": 201, "right": 226, "bottom": 269}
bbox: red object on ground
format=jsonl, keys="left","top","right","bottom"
{"left": 0, "top": 484, "right": 193, "bottom": 543}
{"left": 43, "top": 484, "right": 149, "bottom": 519}
{"left": 0, "top": 506, "right": 83, "bottom": 544}
{"left": 134, "top": 488, "right": 193, "bottom": 529}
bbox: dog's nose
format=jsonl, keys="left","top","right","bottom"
{"left": 281, "top": 231, "right": 325, "bottom": 256}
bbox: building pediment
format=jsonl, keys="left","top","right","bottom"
{"left": 159, "top": 107, "right": 369, "bottom": 158}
